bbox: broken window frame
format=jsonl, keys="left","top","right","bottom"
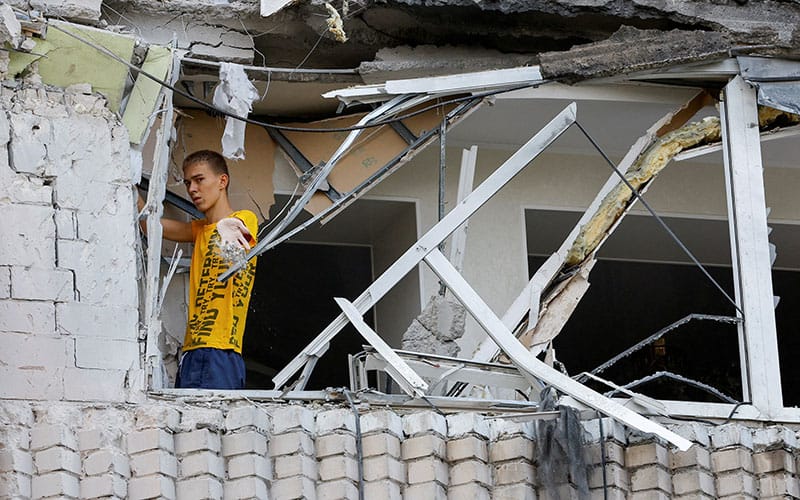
{"left": 148, "top": 58, "right": 800, "bottom": 426}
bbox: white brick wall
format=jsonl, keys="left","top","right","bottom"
{"left": 0, "top": 82, "right": 141, "bottom": 404}
{"left": 2, "top": 401, "right": 800, "bottom": 499}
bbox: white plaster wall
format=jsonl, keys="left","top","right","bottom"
{"left": 0, "top": 82, "right": 143, "bottom": 402}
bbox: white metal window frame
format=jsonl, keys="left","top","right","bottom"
{"left": 150, "top": 60, "right": 799, "bottom": 426}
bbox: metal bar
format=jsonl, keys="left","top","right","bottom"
{"left": 181, "top": 56, "right": 360, "bottom": 75}
{"left": 271, "top": 103, "right": 577, "bottom": 390}
{"left": 437, "top": 117, "right": 447, "bottom": 297}
{"left": 384, "top": 66, "right": 544, "bottom": 95}
{"left": 267, "top": 128, "right": 315, "bottom": 173}
{"left": 388, "top": 119, "right": 417, "bottom": 145}
{"left": 449, "top": 146, "right": 477, "bottom": 272}
{"left": 266, "top": 128, "right": 344, "bottom": 202}
{"left": 438, "top": 119, "right": 447, "bottom": 224}
{"left": 721, "top": 75, "right": 784, "bottom": 414}
{"left": 674, "top": 124, "right": 800, "bottom": 162}
{"left": 361, "top": 353, "right": 532, "bottom": 392}
{"left": 580, "top": 372, "right": 668, "bottom": 416}
{"left": 219, "top": 94, "right": 414, "bottom": 281}
{"left": 610, "top": 371, "right": 739, "bottom": 405}
{"left": 423, "top": 249, "right": 692, "bottom": 451}
{"left": 582, "top": 314, "right": 741, "bottom": 382}
{"left": 335, "top": 298, "right": 429, "bottom": 398}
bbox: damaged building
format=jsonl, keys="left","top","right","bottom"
{"left": 2, "top": 0, "right": 800, "bottom": 498}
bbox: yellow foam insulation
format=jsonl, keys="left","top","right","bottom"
{"left": 565, "top": 117, "right": 721, "bottom": 265}
{"left": 324, "top": 2, "right": 348, "bottom": 43}
{"left": 564, "top": 106, "right": 800, "bottom": 267}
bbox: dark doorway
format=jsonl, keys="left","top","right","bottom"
{"left": 243, "top": 242, "right": 374, "bottom": 389}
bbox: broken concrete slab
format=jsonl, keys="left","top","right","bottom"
{"left": 16, "top": 0, "right": 102, "bottom": 22}
{"left": 539, "top": 26, "right": 731, "bottom": 84}
{"left": 359, "top": 45, "right": 539, "bottom": 84}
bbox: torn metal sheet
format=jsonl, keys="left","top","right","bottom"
{"left": 8, "top": 20, "right": 135, "bottom": 112}
{"left": 738, "top": 56, "right": 800, "bottom": 117}
{"left": 122, "top": 45, "right": 173, "bottom": 145}
{"left": 212, "top": 63, "right": 260, "bottom": 159}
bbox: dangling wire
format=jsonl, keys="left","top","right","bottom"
{"left": 576, "top": 121, "right": 743, "bottom": 316}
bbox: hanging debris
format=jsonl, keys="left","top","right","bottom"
{"left": 324, "top": 2, "right": 348, "bottom": 43}
{"left": 212, "top": 62, "right": 259, "bottom": 160}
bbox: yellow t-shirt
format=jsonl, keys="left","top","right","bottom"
{"left": 183, "top": 210, "right": 258, "bottom": 354}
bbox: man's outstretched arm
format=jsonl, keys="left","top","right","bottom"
{"left": 137, "top": 191, "right": 194, "bottom": 243}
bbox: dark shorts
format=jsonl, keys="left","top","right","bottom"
{"left": 175, "top": 348, "right": 246, "bottom": 390}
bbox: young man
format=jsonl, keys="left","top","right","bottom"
{"left": 140, "top": 150, "right": 258, "bottom": 389}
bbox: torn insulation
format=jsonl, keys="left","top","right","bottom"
{"left": 324, "top": 2, "right": 348, "bottom": 43}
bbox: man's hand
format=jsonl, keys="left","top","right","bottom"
{"left": 217, "top": 217, "right": 253, "bottom": 250}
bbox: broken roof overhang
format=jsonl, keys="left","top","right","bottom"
{"left": 739, "top": 56, "right": 800, "bottom": 115}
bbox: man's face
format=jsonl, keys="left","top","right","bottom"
{"left": 183, "top": 161, "right": 227, "bottom": 213}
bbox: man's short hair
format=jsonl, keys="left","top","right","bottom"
{"left": 183, "top": 150, "right": 229, "bottom": 177}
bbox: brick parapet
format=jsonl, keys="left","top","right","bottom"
{"left": 1, "top": 400, "right": 800, "bottom": 498}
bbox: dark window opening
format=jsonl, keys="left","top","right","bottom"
{"left": 526, "top": 209, "right": 800, "bottom": 405}
{"left": 243, "top": 242, "right": 374, "bottom": 389}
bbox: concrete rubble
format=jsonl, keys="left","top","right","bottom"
{"left": 401, "top": 294, "right": 466, "bottom": 357}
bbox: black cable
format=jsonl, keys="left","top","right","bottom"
{"left": 48, "top": 22, "right": 538, "bottom": 134}
{"left": 575, "top": 121, "right": 744, "bottom": 316}
{"left": 722, "top": 401, "right": 752, "bottom": 424}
